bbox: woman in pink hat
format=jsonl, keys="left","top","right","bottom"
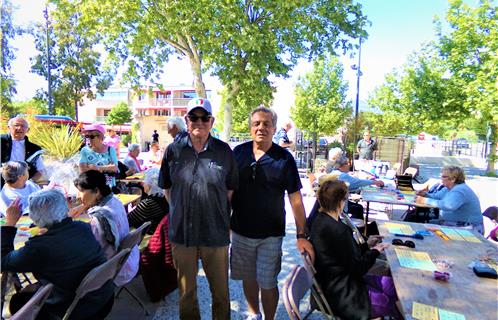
{"left": 79, "top": 124, "right": 118, "bottom": 188}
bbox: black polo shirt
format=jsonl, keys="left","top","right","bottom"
{"left": 158, "top": 134, "right": 238, "bottom": 247}
{"left": 230, "top": 141, "right": 302, "bottom": 239}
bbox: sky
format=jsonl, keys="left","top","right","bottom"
{"left": 9, "top": 0, "right": 477, "bottom": 120}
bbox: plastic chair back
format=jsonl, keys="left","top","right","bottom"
{"left": 118, "top": 221, "right": 151, "bottom": 251}
{"left": 62, "top": 248, "right": 132, "bottom": 320}
{"left": 10, "top": 283, "right": 54, "bottom": 320}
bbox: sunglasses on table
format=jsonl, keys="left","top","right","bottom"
{"left": 187, "top": 114, "right": 212, "bottom": 122}
{"left": 392, "top": 238, "right": 416, "bottom": 248}
{"left": 84, "top": 134, "right": 100, "bottom": 139}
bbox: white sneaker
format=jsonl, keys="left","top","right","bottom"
{"left": 246, "top": 313, "right": 262, "bottom": 320}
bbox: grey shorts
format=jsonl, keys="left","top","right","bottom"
{"left": 230, "top": 231, "right": 283, "bottom": 289}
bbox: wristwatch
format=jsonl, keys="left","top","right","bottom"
{"left": 296, "top": 233, "right": 309, "bottom": 240}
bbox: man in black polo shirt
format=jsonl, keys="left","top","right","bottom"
{"left": 230, "top": 107, "right": 313, "bottom": 320}
{"left": 158, "top": 98, "right": 238, "bottom": 320}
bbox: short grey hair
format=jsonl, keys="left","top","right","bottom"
{"left": 143, "top": 168, "right": 163, "bottom": 196}
{"left": 128, "top": 143, "right": 140, "bottom": 152}
{"left": 29, "top": 189, "right": 68, "bottom": 228}
{"left": 248, "top": 106, "right": 278, "bottom": 128}
{"left": 2, "top": 161, "right": 28, "bottom": 184}
{"left": 328, "top": 147, "right": 343, "bottom": 161}
{"left": 333, "top": 156, "right": 349, "bottom": 169}
{"left": 8, "top": 116, "right": 29, "bottom": 128}
{"left": 167, "top": 117, "right": 186, "bottom": 132}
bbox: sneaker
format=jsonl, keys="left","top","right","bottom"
{"left": 246, "top": 313, "right": 262, "bottom": 320}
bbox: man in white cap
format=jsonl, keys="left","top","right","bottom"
{"left": 159, "top": 98, "right": 238, "bottom": 320}
{"left": 1, "top": 116, "right": 45, "bottom": 184}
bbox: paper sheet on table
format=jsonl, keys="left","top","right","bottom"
{"left": 439, "top": 308, "right": 466, "bottom": 320}
{"left": 412, "top": 301, "right": 438, "bottom": 320}
{"left": 395, "top": 248, "right": 437, "bottom": 271}
{"left": 385, "top": 222, "right": 414, "bottom": 235}
{"left": 440, "top": 227, "right": 465, "bottom": 241}
{"left": 454, "top": 229, "right": 481, "bottom": 243}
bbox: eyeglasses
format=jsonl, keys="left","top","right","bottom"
{"left": 84, "top": 134, "right": 99, "bottom": 139}
{"left": 187, "top": 114, "right": 211, "bottom": 123}
{"left": 392, "top": 238, "right": 415, "bottom": 248}
{"left": 250, "top": 161, "right": 258, "bottom": 181}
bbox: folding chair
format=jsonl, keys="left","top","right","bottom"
{"left": 115, "top": 221, "right": 151, "bottom": 315}
{"left": 283, "top": 265, "right": 313, "bottom": 320}
{"left": 62, "top": 248, "right": 132, "bottom": 320}
{"left": 395, "top": 174, "right": 415, "bottom": 191}
{"left": 301, "top": 252, "right": 336, "bottom": 319}
{"left": 10, "top": 283, "right": 54, "bottom": 320}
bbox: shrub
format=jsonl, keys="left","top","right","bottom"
{"left": 121, "top": 134, "right": 131, "bottom": 146}
{"left": 29, "top": 125, "right": 83, "bottom": 161}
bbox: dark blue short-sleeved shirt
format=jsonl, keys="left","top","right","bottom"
{"left": 158, "top": 135, "right": 238, "bottom": 247}
{"left": 230, "top": 141, "right": 302, "bottom": 239}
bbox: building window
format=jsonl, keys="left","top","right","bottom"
{"left": 182, "top": 91, "right": 196, "bottom": 99}
{"left": 96, "top": 91, "right": 128, "bottom": 101}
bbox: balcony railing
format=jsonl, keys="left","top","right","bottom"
{"left": 135, "top": 97, "right": 191, "bottom": 107}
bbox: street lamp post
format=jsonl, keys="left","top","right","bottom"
{"left": 351, "top": 37, "right": 363, "bottom": 166}
{"left": 44, "top": 6, "right": 53, "bottom": 115}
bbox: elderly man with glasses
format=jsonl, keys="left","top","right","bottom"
{"left": 1, "top": 116, "right": 46, "bottom": 185}
{"left": 159, "top": 98, "right": 238, "bottom": 320}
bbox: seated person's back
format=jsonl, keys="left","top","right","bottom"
{"left": 1, "top": 189, "right": 114, "bottom": 319}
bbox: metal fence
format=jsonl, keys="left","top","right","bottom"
{"left": 413, "top": 140, "right": 492, "bottom": 159}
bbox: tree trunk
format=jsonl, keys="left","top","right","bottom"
{"left": 189, "top": 56, "right": 206, "bottom": 98}
{"left": 222, "top": 81, "right": 240, "bottom": 142}
{"left": 486, "top": 123, "right": 496, "bottom": 174}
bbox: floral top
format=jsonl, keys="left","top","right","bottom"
{"left": 79, "top": 146, "right": 118, "bottom": 187}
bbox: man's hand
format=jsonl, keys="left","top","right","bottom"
{"left": 373, "top": 180, "right": 385, "bottom": 187}
{"left": 373, "top": 243, "right": 389, "bottom": 253}
{"left": 5, "top": 198, "right": 22, "bottom": 227}
{"left": 367, "top": 235, "right": 383, "bottom": 248}
{"left": 297, "top": 239, "right": 315, "bottom": 262}
{"left": 416, "top": 190, "right": 427, "bottom": 196}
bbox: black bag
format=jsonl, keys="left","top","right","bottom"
{"left": 402, "top": 207, "right": 439, "bottom": 223}
{"left": 347, "top": 201, "right": 364, "bottom": 220}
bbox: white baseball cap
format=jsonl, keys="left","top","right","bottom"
{"left": 187, "top": 98, "right": 212, "bottom": 115}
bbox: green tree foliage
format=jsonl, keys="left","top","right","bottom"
{"left": 31, "top": 1, "right": 114, "bottom": 120}
{"left": 68, "top": 0, "right": 368, "bottom": 140}
{"left": 106, "top": 102, "right": 132, "bottom": 125}
{"left": 291, "top": 55, "right": 351, "bottom": 146}
{"left": 436, "top": 0, "right": 498, "bottom": 172}
{"left": 1, "top": 0, "right": 22, "bottom": 116}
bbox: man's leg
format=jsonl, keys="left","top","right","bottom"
{"left": 200, "top": 246, "right": 230, "bottom": 320}
{"left": 242, "top": 279, "right": 261, "bottom": 315}
{"left": 261, "top": 287, "right": 279, "bottom": 320}
{"left": 255, "top": 236, "right": 283, "bottom": 320}
{"left": 172, "top": 243, "right": 200, "bottom": 320}
{"left": 230, "top": 232, "right": 260, "bottom": 318}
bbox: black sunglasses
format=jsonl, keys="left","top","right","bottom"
{"left": 392, "top": 238, "right": 415, "bottom": 248}
{"left": 187, "top": 114, "right": 211, "bottom": 123}
{"left": 250, "top": 161, "right": 258, "bottom": 181}
{"left": 84, "top": 134, "right": 99, "bottom": 139}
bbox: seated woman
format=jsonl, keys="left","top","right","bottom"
{"left": 1, "top": 189, "right": 114, "bottom": 319}
{"left": 310, "top": 179, "right": 400, "bottom": 320}
{"left": 0, "top": 161, "right": 40, "bottom": 216}
{"left": 482, "top": 206, "right": 498, "bottom": 242}
{"left": 123, "top": 143, "right": 143, "bottom": 175}
{"left": 72, "top": 170, "right": 139, "bottom": 287}
{"left": 418, "top": 165, "right": 483, "bottom": 233}
{"left": 79, "top": 123, "right": 119, "bottom": 189}
{"left": 128, "top": 168, "right": 168, "bottom": 234}
{"left": 146, "top": 141, "right": 163, "bottom": 168}
{"left": 331, "top": 156, "right": 384, "bottom": 219}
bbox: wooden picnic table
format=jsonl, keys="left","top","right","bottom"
{"left": 378, "top": 220, "right": 498, "bottom": 320}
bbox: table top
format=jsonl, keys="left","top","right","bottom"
{"left": 378, "top": 220, "right": 498, "bottom": 320}
{"left": 117, "top": 173, "right": 145, "bottom": 184}
{"left": 361, "top": 187, "right": 438, "bottom": 208}
{"left": 115, "top": 193, "right": 141, "bottom": 206}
